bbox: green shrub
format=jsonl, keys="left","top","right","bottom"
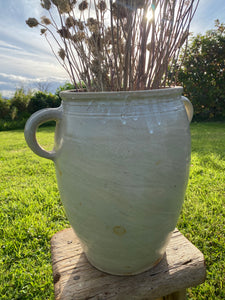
{"left": 27, "top": 92, "right": 61, "bottom": 114}
{"left": 178, "top": 20, "right": 225, "bottom": 121}
{"left": 10, "top": 88, "right": 32, "bottom": 120}
{"left": 0, "top": 119, "right": 28, "bottom": 131}
{"left": 55, "top": 82, "right": 76, "bottom": 99}
{"left": 0, "top": 95, "right": 11, "bottom": 120}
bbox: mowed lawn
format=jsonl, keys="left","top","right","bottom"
{"left": 0, "top": 123, "right": 224, "bottom": 299}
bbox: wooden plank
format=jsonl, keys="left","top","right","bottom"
{"left": 51, "top": 228, "right": 206, "bottom": 300}
{"left": 161, "top": 289, "right": 186, "bottom": 300}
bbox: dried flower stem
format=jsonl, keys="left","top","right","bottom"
{"left": 26, "top": 0, "right": 199, "bottom": 91}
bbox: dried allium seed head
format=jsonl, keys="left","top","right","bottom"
{"left": 58, "top": 27, "right": 71, "bottom": 39}
{"left": 89, "top": 24, "right": 99, "bottom": 33}
{"left": 58, "top": 48, "right": 66, "bottom": 60}
{"left": 51, "top": 0, "right": 60, "bottom": 6}
{"left": 72, "top": 32, "right": 85, "bottom": 42}
{"left": 26, "top": 18, "right": 39, "bottom": 28}
{"left": 65, "top": 16, "right": 76, "bottom": 28}
{"left": 97, "top": 1, "right": 107, "bottom": 11}
{"left": 79, "top": 0, "right": 88, "bottom": 11}
{"left": 112, "top": 2, "right": 128, "bottom": 18}
{"left": 40, "top": 28, "right": 47, "bottom": 34}
{"left": 86, "top": 18, "right": 98, "bottom": 32}
{"left": 41, "top": 0, "right": 51, "bottom": 10}
{"left": 41, "top": 16, "right": 51, "bottom": 25}
{"left": 77, "top": 20, "right": 84, "bottom": 31}
{"left": 87, "top": 18, "right": 97, "bottom": 26}
{"left": 52, "top": 0, "right": 74, "bottom": 13}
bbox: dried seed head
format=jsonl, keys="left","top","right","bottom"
{"left": 112, "top": 2, "right": 128, "bottom": 19}
{"left": 26, "top": 18, "right": 39, "bottom": 28}
{"left": 41, "top": 16, "right": 51, "bottom": 25}
{"left": 86, "top": 18, "right": 98, "bottom": 32}
{"left": 40, "top": 28, "right": 47, "bottom": 34}
{"left": 77, "top": 20, "right": 84, "bottom": 31}
{"left": 65, "top": 16, "right": 76, "bottom": 28}
{"left": 58, "top": 48, "right": 66, "bottom": 60}
{"left": 97, "top": 1, "right": 107, "bottom": 11}
{"left": 52, "top": 0, "right": 74, "bottom": 13}
{"left": 79, "top": 1, "right": 88, "bottom": 11}
{"left": 72, "top": 31, "right": 85, "bottom": 43}
{"left": 87, "top": 18, "right": 98, "bottom": 26}
{"left": 58, "top": 27, "right": 71, "bottom": 39}
{"left": 41, "top": 0, "right": 51, "bottom": 10}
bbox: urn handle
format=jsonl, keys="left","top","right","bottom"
{"left": 182, "top": 96, "right": 193, "bottom": 123}
{"left": 24, "top": 107, "right": 63, "bottom": 161}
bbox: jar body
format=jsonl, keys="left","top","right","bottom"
{"left": 54, "top": 88, "right": 191, "bottom": 275}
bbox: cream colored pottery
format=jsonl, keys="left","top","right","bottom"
{"left": 24, "top": 87, "right": 193, "bottom": 275}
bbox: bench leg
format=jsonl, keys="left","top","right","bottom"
{"left": 157, "top": 289, "right": 186, "bottom": 300}
{"left": 164, "top": 289, "right": 186, "bottom": 300}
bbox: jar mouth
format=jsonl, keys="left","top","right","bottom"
{"left": 59, "top": 86, "right": 183, "bottom": 102}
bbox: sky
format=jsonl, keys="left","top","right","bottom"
{"left": 0, "top": 0, "right": 225, "bottom": 98}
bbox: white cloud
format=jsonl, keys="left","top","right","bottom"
{"left": 1, "top": 90, "right": 15, "bottom": 98}
{"left": 0, "top": 72, "right": 67, "bottom": 84}
{"left": 0, "top": 72, "right": 68, "bottom": 98}
{"left": 0, "top": 40, "right": 23, "bottom": 51}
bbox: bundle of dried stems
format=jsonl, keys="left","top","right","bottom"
{"left": 26, "top": 0, "right": 199, "bottom": 91}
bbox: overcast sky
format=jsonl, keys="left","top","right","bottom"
{"left": 0, "top": 0, "right": 224, "bottom": 98}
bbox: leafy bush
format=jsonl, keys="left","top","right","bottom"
{"left": 0, "top": 94, "right": 11, "bottom": 120}
{"left": 55, "top": 82, "right": 76, "bottom": 99}
{"left": 10, "top": 88, "right": 32, "bottom": 120}
{"left": 27, "top": 92, "right": 61, "bottom": 114}
{"left": 0, "top": 119, "right": 28, "bottom": 131}
{"left": 178, "top": 20, "right": 225, "bottom": 121}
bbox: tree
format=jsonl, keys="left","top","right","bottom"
{"left": 27, "top": 91, "right": 61, "bottom": 114}
{"left": 34, "top": 81, "right": 52, "bottom": 93}
{"left": 55, "top": 82, "right": 76, "bottom": 98}
{"left": 10, "top": 88, "right": 32, "bottom": 120}
{"left": 0, "top": 94, "right": 11, "bottom": 120}
{"left": 178, "top": 20, "right": 225, "bottom": 120}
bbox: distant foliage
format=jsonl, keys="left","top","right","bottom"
{"left": 10, "top": 88, "right": 32, "bottom": 120}
{"left": 27, "top": 92, "right": 61, "bottom": 114}
{"left": 0, "top": 88, "right": 61, "bottom": 131}
{"left": 0, "top": 94, "right": 11, "bottom": 120}
{"left": 55, "top": 82, "right": 76, "bottom": 98}
{"left": 178, "top": 20, "right": 225, "bottom": 121}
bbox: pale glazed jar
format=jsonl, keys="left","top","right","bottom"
{"left": 24, "top": 87, "right": 193, "bottom": 275}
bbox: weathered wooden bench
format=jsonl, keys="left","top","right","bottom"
{"left": 51, "top": 228, "right": 206, "bottom": 300}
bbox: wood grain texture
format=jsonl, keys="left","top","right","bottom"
{"left": 51, "top": 228, "right": 206, "bottom": 300}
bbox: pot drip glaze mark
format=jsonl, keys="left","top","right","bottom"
{"left": 147, "top": 117, "right": 154, "bottom": 134}
{"left": 113, "top": 226, "right": 126, "bottom": 236}
{"left": 121, "top": 114, "right": 127, "bottom": 125}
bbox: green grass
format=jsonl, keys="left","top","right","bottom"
{"left": 178, "top": 122, "right": 225, "bottom": 299}
{"left": 0, "top": 127, "right": 69, "bottom": 299}
{"left": 0, "top": 123, "right": 224, "bottom": 299}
